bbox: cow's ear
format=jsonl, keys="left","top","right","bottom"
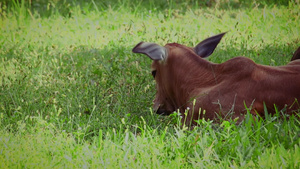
{"left": 132, "top": 42, "right": 167, "bottom": 61}
{"left": 194, "top": 32, "right": 226, "bottom": 58}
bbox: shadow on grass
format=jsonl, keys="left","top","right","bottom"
{"left": 0, "top": 43, "right": 156, "bottom": 135}
{"left": 0, "top": 40, "right": 299, "bottom": 139}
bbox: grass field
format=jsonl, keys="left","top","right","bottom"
{"left": 0, "top": 0, "right": 300, "bottom": 168}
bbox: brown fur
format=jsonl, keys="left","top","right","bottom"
{"left": 152, "top": 43, "right": 300, "bottom": 125}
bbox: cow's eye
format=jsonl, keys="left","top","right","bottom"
{"left": 152, "top": 70, "right": 157, "bottom": 78}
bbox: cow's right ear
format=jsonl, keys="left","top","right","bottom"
{"left": 194, "top": 32, "right": 226, "bottom": 58}
{"left": 132, "top": 42, "right": 167, "bottom": 61}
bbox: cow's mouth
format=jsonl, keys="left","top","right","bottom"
{"left": 156, "top": 107, "right": 173, "bottom": 116}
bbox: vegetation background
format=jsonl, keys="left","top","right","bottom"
{"left": 0, "top": 0, "right": 299, "bottom": 168}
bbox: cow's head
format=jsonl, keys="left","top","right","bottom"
{"left": 132, "top": 32, "right": 226, "bottom": 115}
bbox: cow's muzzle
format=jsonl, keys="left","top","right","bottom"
{"left": 155, "top": 107, "right": 172, "bottom": 116}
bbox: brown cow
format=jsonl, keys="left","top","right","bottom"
{"left": 133, "top": 33, "right": 300, "bottom": 126}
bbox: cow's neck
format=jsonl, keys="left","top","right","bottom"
{"left": 169, "top": 57, "right": 218, "bottom": 106}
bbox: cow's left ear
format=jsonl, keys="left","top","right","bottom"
{"left": 194, "top": 32, "right": 226, "bottom": 58}
{"left": 132, "top": 42, "right": 167, "bottom": 61}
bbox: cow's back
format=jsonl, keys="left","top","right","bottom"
{"left": 189, "top": 56, "right": 300, "bottom": 121}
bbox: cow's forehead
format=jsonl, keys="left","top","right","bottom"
{"left": 165, "top": 43, "right": 188, "bottom": 48}
{"left": 165, "top": 43, "right": 194, "bottom": 53}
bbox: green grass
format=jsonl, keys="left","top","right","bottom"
{"left": 0, "top": 0, "right": 300, "bottom": 168}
